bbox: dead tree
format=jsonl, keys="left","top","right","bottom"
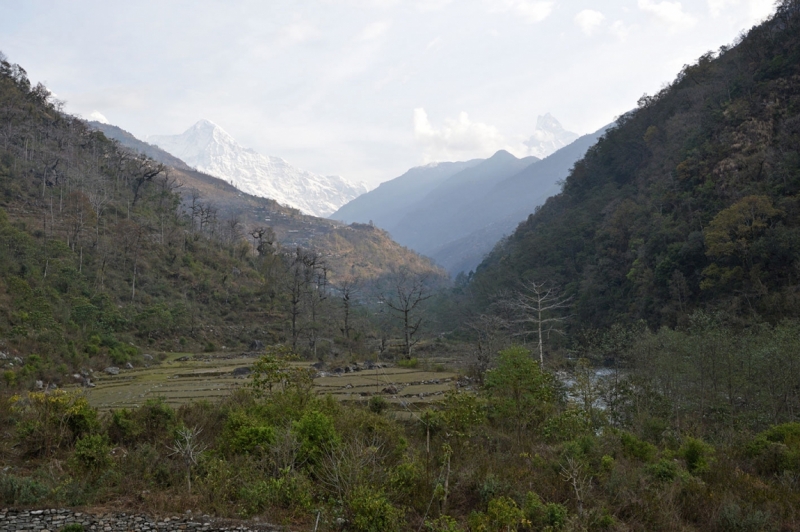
{"left": 381, "top": 268, "right": 433, "bottom": 359}
{"left": 504, "top": 280, "right": 572, "bottom": 366}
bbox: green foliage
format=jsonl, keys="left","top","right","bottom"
{"left": 221, "top": 411, "right": 275, "bottom": 456}
{"left": 293, "top": 410, "right": 339, "bottom": 466}
{"left": 484, "top": 346, "right": 555, "bottom": 439}
{"left": 746, "top": 423, "right": 800, "bottom": 474}
{"left": 238, "top": 470, "right": 312, "bottom": 517}
{"left": 619, "top": 431, "right": 657, "bottom": 462}
{"left": 645, "top": 459, "right": 680, "bottom": 482}
{"left": 12, "top": 390, "right": 98, "bottom": 457}
{"left": 347, "top": 486, "right": 404, "bottom": 532}
{"left": 249, "top": 346, "right": 313, "bottom": 397}
{"left": 425, "top": 514, "right": 463, "bottom": 532}
{"left": 397, "top": 357, "right": 419, "bottom": 368}
{"left": 679, "top": 437, "right": 715, "bottom": 475}
{"left": 71, "top": 434, "right": 112, "bottom": 472}
{"left": 368, "top": 395, "right": 388, "bottom": 414}
{"left": 0, "top": 473, "right": 49, "bottom": 505}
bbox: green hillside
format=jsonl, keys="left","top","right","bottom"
{"left": 471, "top": 1, "right": 800, "bottom": 329}
{"left": 0, "top": 54, "right": 444, "bottom": 388}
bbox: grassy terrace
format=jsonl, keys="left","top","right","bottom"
{"left": 77, "top": 352, "right": 459, "bottom": 413}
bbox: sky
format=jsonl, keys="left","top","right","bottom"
{"left": 0, "top": 0, "right": 777, "bottom": 187}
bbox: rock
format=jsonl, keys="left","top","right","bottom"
{"left": 232, "top": 366, "right": 251, "bottom": 378}
{"left": 34, "top": 380, "right": 43, "bottom": 389}
{"left": 104, "top": 367, "right": 120, "bottom": 375}
{"left": 382, "top": 385, "right": 399, "bottom": 395}
{"left": 125, "top": 362, "right": 134, "bottom": 369}
{"left": 344, "top": 366, "right": 352, "bottom": 373}
{"left": 249, "top": 340, "right": 265, "bottom": 351}
{"left": 143, "top": 354, "right": 154, "bottom": 361}
{"left": 311, "top": 361, "right": 325, "bottom": 370}
{"left": 333, "top": 367, "right": 344, "bottom": 374}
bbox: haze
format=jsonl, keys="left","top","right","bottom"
{"left": 1, "top": 0, "right": 775, "bottom": 187}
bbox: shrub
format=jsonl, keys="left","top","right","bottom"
{"left": 397, "top": 358, "right": 418, "bottom": 368}
{"left": 425, "top": 515, "right": 462, "bottom": 531}
{"left": 679, "top": 437, "right": 714, "bottom": 475}
{"left": 619, "top": 431, "right": 657, "bottom": 462}
{"left": 0, "top": 473, "right": 49, "bottom": 505}
{"left": 221, "top": 411, "right": 275, "bottom": 456}
{"left": 347, "top": 486, "right": 404, "bottom": 532}
{"left": 368, "top": 395, "right": 388, "bottom": 414}
{"left": 238, "top": 470, "right": 313, "bottom": 517}
{"left": 71, "top": 434, "right": 112, "bottom": 472}
{"left": 293, "top": 410, "right": 339, "bottom": 466}
{"left": 746, "top": 423, "right": 800, "bottom": 474}
{"left": 646, "top": 458, "right": 680, "bottom": 481}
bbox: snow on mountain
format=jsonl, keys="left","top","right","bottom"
{"left": 523, "top": 113, "right": 580, "bottom": 159}
{"left": 148, "top": 120, "right": 368, "bottom": 217}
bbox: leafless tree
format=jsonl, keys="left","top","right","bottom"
{"left": 502, "top": 280, "right": 572, "bottom": 366}
{"left": 168, "top": 426, "right": 206, "bottom": 495}
{"left": 465, "top": 313, "right": 511, "bottom": 382}
{"left": 380, "top": 267, "right": 433, "bottom": 359}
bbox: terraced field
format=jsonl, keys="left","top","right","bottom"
{"left": 79, "top": 352, "right": 460, "bottom": 415}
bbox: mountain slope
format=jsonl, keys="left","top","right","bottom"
{"left": 428, "top": 125, "right": 610, "bottom": 274}
{"left": 149, "top": 120, "right": 368, "bottom": 217}
{"left": 330, "top": 159, "right": 482, "bottom": 229}
{"left": 470, "top": 1, "right": 800, "bottom": 328}
{"left": 389, "top": 150, "right": 539, "bottom": 256}
{"left": 87, "top": 123, "right": 444, "bottom": 285}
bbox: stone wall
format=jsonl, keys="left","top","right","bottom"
{"left": 0, "top": 508, "right": 282, "bottom": 531}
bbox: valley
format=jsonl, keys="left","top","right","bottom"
{"left": 3, "top": 2, "right": 800, "bottom": 531}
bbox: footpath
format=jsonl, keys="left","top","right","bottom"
{"left": 0, "top": 508, "right": 283, "bottom": 531}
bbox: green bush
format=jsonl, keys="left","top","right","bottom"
{"left": 397, "top": 358, "right": 418, "bottom": 368}
{"left": 0, "top": 473, "right": 49, "bottom": 505}
{"left": 679, "top": 437, "right": 714, "bottom": 475}
{"left": 619, "top": 431, "right": 657, "bottom": 462}
{"left": 746, "top": 423, "right": 800, "bottom": 474}
{"left": 293, "top": 410, "right": 339, "bottom": 466}
{"left": 238, "top": 471, "right": 312, "bottom": 517}
{"left": 368, "top": 395, "right": 388, "bottom": 414}
{"left": 646, "top": 458, "right": 680, "bottom": 481}
{"left": 222, "top": 411, "right": 275, "bottom": 456}
{"left": 425, "top": 514, "right": 462, "bottom": 531}
{"left": 347, "top": 486, "right": 404, "bottom": 532}
{"left": 71, "top": 434, "right": 112, "bottom": 472}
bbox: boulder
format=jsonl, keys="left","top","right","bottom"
{"left": 104, "top": 367, "right": 120, "bottom": 376}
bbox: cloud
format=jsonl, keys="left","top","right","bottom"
{"left": 490, "top": 1, "right": 555, "bottom": 23}
{"left": 574, "top": 9, "right": 605, "bottom": 35}
{"left": 88, "top": 110, "right": 109, "bottom": 124}
{"left": 357, "top": 21, "right": 391, "bottom": 41}
{"left": 609, "top": 20, "right": 631, "bottom": 40}
{"left": 413, "top": 108, "right": 508, "bottom": 162}
{"left": 638, "top": 0, "right": 697, "bottom": 32}
{"left": 277, "top": 21, "right": 321, "bottom": 47}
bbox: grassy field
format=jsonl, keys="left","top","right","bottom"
{"left": 77, "top": 352, "right": 459, "bottom": 415}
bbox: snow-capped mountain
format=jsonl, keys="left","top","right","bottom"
{"left": 148, "top": 120, "right": 368, "bottom": 217}
{"left": 523, "top": 113, "right": 580, "bottom": 159}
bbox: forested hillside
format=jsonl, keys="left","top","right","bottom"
{"left": 0, "top": 52, "right": 445, "bottom": 387}
{"left": 471, "top": 1, "right": 800, "bottom": 329}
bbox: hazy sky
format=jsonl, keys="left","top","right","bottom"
{"left": 1, "top": 0, "right": 776, "bottom": 187}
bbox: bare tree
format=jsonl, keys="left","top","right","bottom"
{"left": 380, "top": 268, "right": 433, "bottom": 359}
{"left": 335, "top": 276, "right": 361, "bottom": 341}
{"left": 503, "top": 280, "right": 572, "bottom": 366}
{"left": 465, "top": 313, "right": 511, "bottom": 382}
{"left": 168, "top": 426, "right": 206, "bottom": 495}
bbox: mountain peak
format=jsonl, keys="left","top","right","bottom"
{"left": 148, "top": 122, "right": 367, "bottom": 217}
{"left": 524, "top": 113, "right": 579, "bottom": 159}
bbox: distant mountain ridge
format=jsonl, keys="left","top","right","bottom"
{"left": 331, "top": 122, "right": 608, "bottom": 275}
{"left": 148, "top": 120, "right": 368, "bottom": 217}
